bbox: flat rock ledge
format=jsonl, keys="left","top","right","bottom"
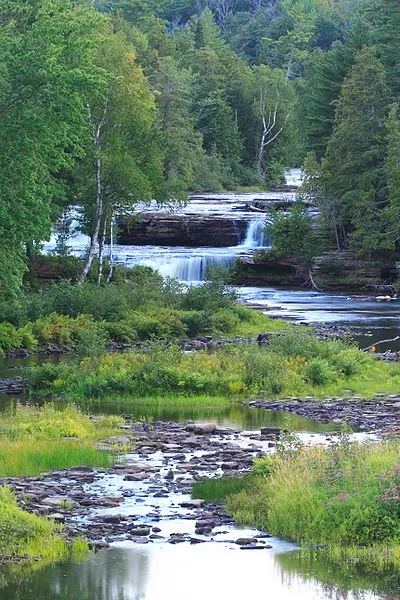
{"left": 248, "top": 397, "right": 400, "bottom": 432}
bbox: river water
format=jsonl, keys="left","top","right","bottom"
{"left": 2, "top": 171, "right": 399, "bottom": 599}
{"left": 44, "top": 168, "right": 400, "bottom": 348}
{"left": 0, "top": 403, "right": 396, "bottom": 599}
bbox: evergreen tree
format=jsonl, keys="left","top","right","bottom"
{"left": 319, "top": 48, "right": 390, "bottom": 251}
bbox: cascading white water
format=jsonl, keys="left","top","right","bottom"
{"left": 159, "top": 254, "right": 235, "bottom": 282}
{"left": 242, "top": 219, "right": 269, "bottom": 248}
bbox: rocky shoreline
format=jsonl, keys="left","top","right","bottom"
{"left": 1, "top": 420, "right": 285, "bottom": 562}
{"left": 248, "top": 397, "right": 400, "bottom": 432}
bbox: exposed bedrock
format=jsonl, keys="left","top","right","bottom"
{"left": 234, "top": 250, "right": 399, "bottom": 291}
{"left": 116, "top": 214, "right": 249, "bottom": 247}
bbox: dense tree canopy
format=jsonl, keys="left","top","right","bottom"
{"left": 0, "top": 0, "right": 399, "bottom": 292}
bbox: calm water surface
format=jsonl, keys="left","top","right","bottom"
{"left": 1, "top": 543, "right": 397, "bottom": 600}
{"left": 0, "top": 401, "right": 397, "bottom": 600}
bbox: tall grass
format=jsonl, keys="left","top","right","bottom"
{"left": 192, "top": 476, "right": 249, "bottom": 502}
{"left": 227, "top": 437, "right": 400, "bottom": 568}
{"left": 0, "top": 404, "right": 121, "bottom": 476}
{"left": 0, "top": 440, "right": 112, "bottom": 477}
{"left": 0, "top": 403, "right": 123, "bottom": 442}
{"left": 0, "top": 486, "right": 89, "bottom": 566}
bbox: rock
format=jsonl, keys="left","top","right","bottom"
{"left": 240, "top": 545, "right": 271, "bottom": 550}
{"left": 116, "top": 214, "right": 248, "bottom": 247}
{"left": 130, "top": 526, "right": 151, "bottom": 536}
{"left": 6, "top": 349, "right": 29, "bottom": 358}
{"left": 50, "top": 513, "right": 65, "bottom": 523}
{"left": 260, "top": 427, "right": 281, "bottom": 436}
{"left": 234, "top": 537, "right": 254, "bottom": 545}
{"left": 186, "top": 423, "right": 217, "bottom": 435}
{"left": 0, "top": 377, "right": 25, "bottom": 395}
{"left": 124, "top": 472, "right": 148, "bottom": 481}
{"left": 180, "top": 499, "right": 204, "bottom": 508}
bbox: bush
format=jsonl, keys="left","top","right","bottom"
{"left": 180, "top": 281, "right": 236, "bottom": 312}
{"left": 0, "top": 323, "right": 37, "bottom": 356}
{"left": 211, "top": 308, "right": 240, "bottom": 333}
{"left": 178, "top": 311, "right": 213, "bottom": 337}
{"left": 303, "top": 358, "right": 337, "bottom": 385}
{"left": 334, "top": 347, "right": 369, "bottom": 377}
{"left": 28, "top": 313, "right": 105, "bottom": 349}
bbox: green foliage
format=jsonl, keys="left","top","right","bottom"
{"left": 0, "top": 323, "right": 37, "bottom": 357}
{"left": 228, "top": 438, "right": 400, "bottom": 564}
{"left": 0, "top": 0, "right": 109, "bottom": 295}
{"left": 192, "top": 476, "right": 249, "bottom": 502}
{"left": 267, "top": 202, "right": 318, "bottom": 264}
{"left": 27, "top": 333, "right": 400, "bottom": 400}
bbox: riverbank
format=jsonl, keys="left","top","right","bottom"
{"left": 226, "top": 436, "right": 400, "bottom": 571}
{"left": 234, "top": 249, "right": 399, "bottom": 292}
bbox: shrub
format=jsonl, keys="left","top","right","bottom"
{"left": 180, "top": 281, "right": 236, "bottom": 312}
{"left": 211, "top": 308, "right": 240, "bottom": 333}
{"left": 0, "top": 323, "right": 37, "bottom": 356}
{"left": 178, "top": 310, "right": 213, "bottom": 337}
{"left": 334, "top": 347, "right": 369, "bottom": 377}
{"left": 28, "top": 313, "right": 102, "bottom": 348}
{"left": 303, "top": 358, "right": 337, "bottom": 385}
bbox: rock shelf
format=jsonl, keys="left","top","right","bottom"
{"left": 248, "top": 397, "right": 400, "bottom": 432}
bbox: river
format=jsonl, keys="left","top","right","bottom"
{"left": 1, "top": 172, "right": 399, "bottom": 599}
{"left": 0, "top": 404, "right": 396, "bottom": 600}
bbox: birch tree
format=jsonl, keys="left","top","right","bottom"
{"left": 78, "top": 29, "right": 164, "bottom": 284}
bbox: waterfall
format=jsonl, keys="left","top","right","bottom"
{"left": 242, "top": 219, "right": 269, "bottom": 248}
{"left": 158, "top": 254, "right": 235, "bottom": 283}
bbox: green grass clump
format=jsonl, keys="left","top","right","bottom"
{"left": 0, "top": 440, "right": 112, "bottom": 477}
{"left": 0, "top": 404, "right": 121, "bottom": 476}
{"left": 227, "top": 436, "right": 400, "bottom": 568}
{"left": 28, "top": 330, "right": 400, "bottom": 400}
{"left": 192, "top": 476, "right": 249, "bottom": 502}
{"left": 0, "top": 403, "right": 123, "bottom": 441}
{"left": 0, "top": 486, "right": 89, "bottom": 570}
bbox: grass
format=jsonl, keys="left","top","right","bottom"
{"left": 227, "top": 435, "right": 400, "bottom": 569}
{"left": 192, "top": 476, "right": 249, "bottom": 502}
{"left": 28, "top": 330, "right": 400, "bottom": 400}
{"left": 0, "top": 486, "right": 89, "bottom": 574}
{"left": 0, "top": 404, "right": 122, "bottom": 476}
{"left": 0, "top": 403, "right": 123, "bottom": 441}
{"left": 0, "top": 440, "right": 112, "bottom": 477}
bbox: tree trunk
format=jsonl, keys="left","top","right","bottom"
{"left": 106, "top": 212, "right": 115, "bottom": 284}
{"left": 78, "top": 101, "right": 108, "bottom": 285}
{"left": 97, "top": 215, "right": 107, "bottom": 285}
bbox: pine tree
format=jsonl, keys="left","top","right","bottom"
{"left": 319, "top": 47, "right": 390, "bottom": 251}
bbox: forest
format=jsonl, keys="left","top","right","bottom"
{"left": 0, "top": 0, "right": 399, "bottom": 295}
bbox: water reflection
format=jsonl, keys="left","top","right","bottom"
{"left": 0, "top": 395, "right": 338, "bottom": 433}
{"left": 277, "top": 550, "right": 400, "bottom": 599}
{"left": 0, "top": 545, "right": 395, "bottom": 600}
